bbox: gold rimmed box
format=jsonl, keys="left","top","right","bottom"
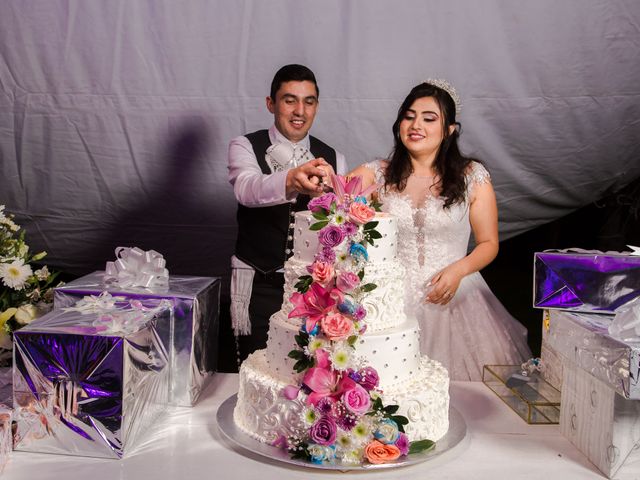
{"left": 483, "top": 365, "right": 561, "bottom": 424}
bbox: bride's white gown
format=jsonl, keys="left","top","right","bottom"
{"left": 367, "top": 160, "right": 531, "bottom": 381}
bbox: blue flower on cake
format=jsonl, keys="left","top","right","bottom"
{"left": 276, "top": 175, "right": 434, "bottom": 465}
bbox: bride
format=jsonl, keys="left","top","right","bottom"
{"left": 350, "top": 80, "right": 531, "bottom": 381}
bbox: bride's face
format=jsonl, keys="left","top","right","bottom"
{"left": 399, "top": 96, "right": 447, "bottom": 160}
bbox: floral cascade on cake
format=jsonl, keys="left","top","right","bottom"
{"left": 273, "top": 175, "right": 434, "bottom": 465}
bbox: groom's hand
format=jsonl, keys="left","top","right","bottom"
{"left": 286, "top": 158, "right": 331, "bottom": 198}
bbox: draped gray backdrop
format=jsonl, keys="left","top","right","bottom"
{"left": 1, "top": 0, "right": 639, "bottom": 291}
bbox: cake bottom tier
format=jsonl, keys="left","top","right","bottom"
{"left": 234, "top": 349, "right": 450, "bottom": 444}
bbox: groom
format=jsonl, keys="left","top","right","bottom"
{"left": 228, "top": 64, "right": 347, "bottom": 363}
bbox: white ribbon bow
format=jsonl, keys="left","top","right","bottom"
{"left": 104, "top": 246, "right": 169, "bottom": 290}
{"left": 62, "top": 291, "right": 126, "bottom": 314}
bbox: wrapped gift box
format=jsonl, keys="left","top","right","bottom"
{"left": 560, "top": 362, "right": 640, "bottom": 478}
{"left": 0, "top": 405, "right": 11, "bottom": 473}
{"left": 544, "top": 309, "right": 640, "bottom": 399}
{"left": 482, "top": 365, "right": 561, "bottom": 424}
{"left": 540, "top": 310, "right": 564, "bottom": 391}
{"left": 13, "top": 303, "right": 172, "bottom": 458}
{"left": 533, "top": 251, "right": 640, "bottom": 313}
{"left": 55, "top": 271, "right": 220, "bottom": 406}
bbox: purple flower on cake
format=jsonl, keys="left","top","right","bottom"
{"left": 336, "top": 411, "right": 358, "bottom": 431}
{"left": 343, "top": 383, "right": 371, "bottom": 415}
{"left": 315, "top": 246, "right": 336, "bottom": 264}
{"left": 353, "top": 304, "right": 367, "bottom": 321}
{"left": 357, "top": 366, "right": 379, "bottom": 391}
{"left": 318, "top": 225, "right": 345, "bottom": 248}
{"left": 308, "top": 192, "right": 337, "bottom": 213}
{"left": 342, "top": 221, "right": 358, "bottom": 237}
{"left": 310, "top": 416, "right": 338, "bottom": 446}
{"left": 395, "top": 432, "right": 410, "bottom": 456}
{"left": 316, "top": 396, "right": 337, "bottom": 416}
{"left": 336, "top": 271, "right": 360, "bottom": 293}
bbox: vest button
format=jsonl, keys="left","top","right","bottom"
{"left": 291, "top": 198, "right": 297, "bottom": 204}
{"left": 285, "top": 249, "right": 291, "bottom": 254}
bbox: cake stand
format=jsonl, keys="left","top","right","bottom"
{"left": 216, "top": 394, "right": 467, "bottom": 471}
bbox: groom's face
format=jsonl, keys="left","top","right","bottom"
{"left": 266, "top": 80, "right": 318, "bottom": 143}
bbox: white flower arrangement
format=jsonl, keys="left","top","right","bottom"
{"left": 0, "top": 205, "right": 62, "bottom": 362}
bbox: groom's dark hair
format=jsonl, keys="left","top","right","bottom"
{"left": 270, "top": 64, "right": 319, "bottom": 100}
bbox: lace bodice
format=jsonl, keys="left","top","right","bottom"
{"left": 365, "top": 160, "right": 491, "bottom": 305}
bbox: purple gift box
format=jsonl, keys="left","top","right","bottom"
{"left": 54, "top": 271, "right": 220, "bottom": 406}
{"left": 13, "top": 302, "right": 172, "bottom": 458}
{"left": 533, "top": 251, "right": 640, "bottom": 313}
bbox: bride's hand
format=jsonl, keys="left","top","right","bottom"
{"left": 425, "top": 264, "right": 464, "bottom": 305}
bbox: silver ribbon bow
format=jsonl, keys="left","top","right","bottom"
{"left": 104, "top": 246, "right": 169, "bottom": 290}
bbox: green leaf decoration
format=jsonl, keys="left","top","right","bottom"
{"left": 294, "top": 275, "right": 313, "bottom": 293}
{"left": 383, "top": 405, "right": 399, "bottom": 415}
{"left": 370, "top": 199, "right": 383, "bottom": 212}
{"left": 390, "top": 415, "right": 409, "bottom": 426}
{"left": 312, "top": 211, "right": 328, "bottom": 221}
{"left": 357, "top": 269, "right": 365, "bottom": 280}
{"left": 294, "top": 331, "right": 309, "bottom": 348}
{"left": 408, "top": 439, "right": 435, "bottom": 455}
{"left": 368, "top": 230, "right": 382, "bottom": 239}
{"left": 347, "top": 335, "right": 358, "bottom": 346}
{"left": 288, "top": 350, "right": 304, "bottom": 360}
{"left": 309, "top": 221, "right": 329, "bottom": 231}
{"left": 360, "top": 283, "right": 377, "bottom": 292}
{"left": 364, "top": 221, "right": 379, "bottom": 231}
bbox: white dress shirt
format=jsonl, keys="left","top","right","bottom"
{"left": 228, "top": 125, "right": 347, "bottom": 207}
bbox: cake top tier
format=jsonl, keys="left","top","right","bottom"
{"left": 292, "top": 211, "right": 398, "bottom": 264}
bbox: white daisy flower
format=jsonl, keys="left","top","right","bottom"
{"left": 0, "top": 259, "right": 33, "bottom": 290}
{"left": 330, "top": 345, "right": 352, "bottom": 371}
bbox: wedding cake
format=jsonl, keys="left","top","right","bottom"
{"left": 234, "top": 180, "right": 449, "bottom": 465}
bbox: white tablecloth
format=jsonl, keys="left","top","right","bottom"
{"left": 3, "top": 374, "right": 639, "bottom": 479}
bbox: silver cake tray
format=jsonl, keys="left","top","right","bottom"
{"left": 216, "top": 393, "right": 467, "bottom": 471}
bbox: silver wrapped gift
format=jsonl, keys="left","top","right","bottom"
{"left": 533, "top": 250, "right": 640, "bottom": 313}
{"left": 544, "top": 309, "right": 640, "bottom": 399}
{"left": 54, "top": 271, "right": 220, "bottom": 406}
{"left": 13, "top": 301, "right": 172, "bottom": 458}
{"left": 0, "top": 404, "right": 11, "bottom": 472}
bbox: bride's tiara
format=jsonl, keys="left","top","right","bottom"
{"left": 423, "top": 78, "right": 461, "bottom": 114}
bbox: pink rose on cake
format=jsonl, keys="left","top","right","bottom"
{"left": 342, "top": 383, "right": 371, "bottom": 415}
{"left": 320, "top": 312, "right": 353, "bottom": 340}
{"left": 318, "top": 225, "right": 345, "bottom": 248}
{"left": 348, "top": 202, "right": 375, "bottom": 225}
{"left": 308, "top": 192, "right": 337, "bottom": 213}
{"left": 310, "top": 261, "right": 335, "bottom": 287}
{"left": 336, "top": 271, "right": 360, "bottom": 293}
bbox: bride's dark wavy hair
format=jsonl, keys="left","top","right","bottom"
{"left": 385, "top": 82, "right": 479, "bottom": 209}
